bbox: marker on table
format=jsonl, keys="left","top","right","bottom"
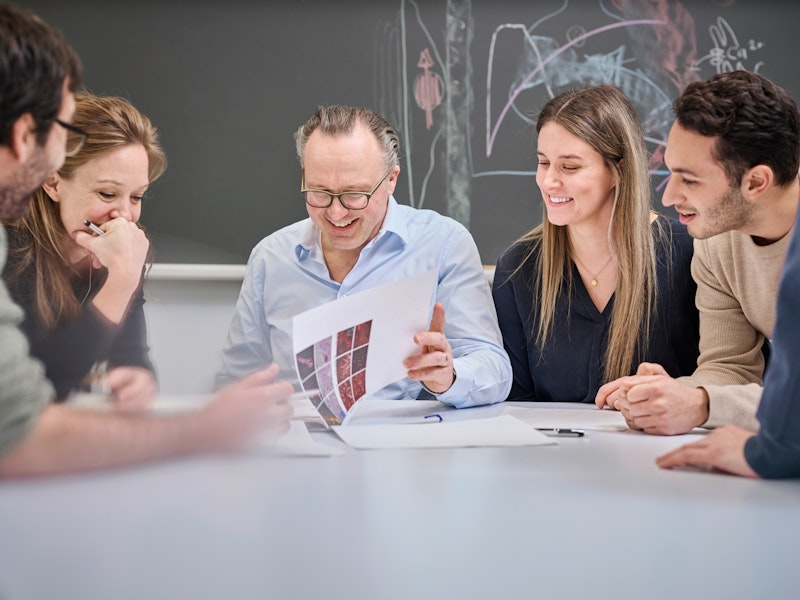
{"left": 83, "top": 220, "right": 105, "bottom": 236}
{"left": 536, "top": 428, "right": 585, "bottom": 438}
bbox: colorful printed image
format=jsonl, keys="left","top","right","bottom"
{"left": 352, "top": 346, "right": 368, "bottom": 374}
{"left": 352, "top": 370, "right": 366, "bottom": 400}
{"left": 336, "top": 353, "right": 351, "bottom": 383}
{"left": 294, "top": 319, "right": 373, "bottom": 425}
{"left": 337, "top": 327, "right": 354, "bottom": 356}
{"left": 339, "top": 379, "right": 355, "bottom": 410}
{"left": 295, "top": 345, "right": 316, "bottom": 380}
{"left": 354, "top": 320, "right": 372, "bottom": 348}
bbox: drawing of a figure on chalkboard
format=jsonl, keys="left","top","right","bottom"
{"left": 414, "top": 47, "right": 444, "bottom": 130}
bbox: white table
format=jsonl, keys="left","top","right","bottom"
{"left": 0, "top": 402, "right": 798, "bottom": 600}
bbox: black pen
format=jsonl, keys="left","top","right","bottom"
{"left": 536, "top": 428, "right": 585, "bottom": 437}
{"left": 83, "top": 219, "right": 105, "bottom": 236}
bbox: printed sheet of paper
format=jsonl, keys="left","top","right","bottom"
{"left": 503, "top": 406, "right": 629, "bottom": 431}
{"left": 292, "top": 269, "right": 437, "bottom": 426}
{"left": 333, "top": 414, "right": 555, "bottom": 450}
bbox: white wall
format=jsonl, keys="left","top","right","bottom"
{"left": 144, "top": 265, "right": 244, "bottom": 394}
{"left": 144, "top": 264, "right": 496, "bottom": 394}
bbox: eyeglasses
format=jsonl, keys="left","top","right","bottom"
{"left": 301, "top": 168, "right": 393, "bottom": 210}
{"left": 55, "top": 118, "right": 89, "bottom": 157}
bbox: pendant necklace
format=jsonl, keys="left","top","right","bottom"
{"left": 573, "top": 253, "right": 614, "bottom": 287}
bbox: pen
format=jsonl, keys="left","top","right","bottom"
{"left": 536, "top": 428, "right": 585, "bottom": 437}
{"left": 83, "top": 220, "right": 105, "bottom": 236}
{"left": 396, "top": 413, "right": 443, "bottom": 425}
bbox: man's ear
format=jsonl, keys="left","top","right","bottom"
{"left": 386, "top": 165, "right": 401, "bottom": 195}
{"left": 41, "top": 173, "right": 61, "bottom": 202}
{"left": 741, "top": 164, "right": 773, "bottom": 199}
{"left": 9, "top": 113, "right": 39, "bottom": 164}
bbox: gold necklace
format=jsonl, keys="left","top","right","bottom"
{"left": 572, "top": 253, "right": 614, "bottom": 287}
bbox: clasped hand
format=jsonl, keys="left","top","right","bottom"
{"left": 595, "top": 362, "right": 709, "bottom": 435}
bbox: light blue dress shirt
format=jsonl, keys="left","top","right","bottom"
{"left": 215, "top": 198, "right": 511, "bottom": 408}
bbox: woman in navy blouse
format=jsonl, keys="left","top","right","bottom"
{"left": 492, "top": 85, "right": 699, "bottom": 402}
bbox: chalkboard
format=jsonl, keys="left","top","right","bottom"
{"left": 21, "top": 0, "right": 800, "bottom": 265}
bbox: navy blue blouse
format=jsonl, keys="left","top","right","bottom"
{"left": 492, "top": 217, "right": 699, "bottom": 402}
{"left": 744, "top": 215, "right": 800, "bottom": 478}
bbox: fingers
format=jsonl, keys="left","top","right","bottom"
{"left": 428, "top": 302, "right": 446, "bottom": 335}
{"left": 656, "top": 442, "right": 708, "bottom": 469}
{"left": 108, "top": 367, "right": 157, "bottom": 413}
{"left": 74, "top": 218, "right": 149, "bottom": 273}
{"left": 403, "top": 302, "right": 455, "bottom": 393}
{"left": 636, "top": 362, "right": 668, "bottom": 376}
{"left": 232, "top": 363, "right": 281, "bottom": 388}
{"left": 594, "top": 380, "right": 620, "bottom": 408}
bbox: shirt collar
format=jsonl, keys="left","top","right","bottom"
{"left": 294, "top": 196, "right": 408, "bottom": 261}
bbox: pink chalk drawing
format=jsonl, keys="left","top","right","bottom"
{"left": 414, "top": 48, "right": 443, "bottom": 130}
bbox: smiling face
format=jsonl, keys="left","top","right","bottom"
{"left": 44, "top": 143, "right": 149, "bottom": 260}
{"left": 662, "top": 122, "right": 753, "bottom": 239}
{"left": 535, "top": 122, "right": 618, "bottom": 231}
{"left": 303, "top": 122, "right": 397, "bottom": 262}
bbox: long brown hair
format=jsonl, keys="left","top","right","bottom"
{"left": 519, "top": 85, "right": 662, "bottom": 382}
{"left": 3, "top": 92, "right": 166, "bottom": 331}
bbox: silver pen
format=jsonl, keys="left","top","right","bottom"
{"left": 536, "top": 428, "right": 585, "bottom": 437}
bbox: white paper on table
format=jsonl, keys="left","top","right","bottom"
{"left": 333, "top": 414, "right": 555, "bottom": 450}
{"left": 503, "top": 406, "right": 628, "bottom": 431}
{"left": 291, "top": 268, "right": 437, "bottom": 425}
{"left": 254, "top": 421, "right": 345, "bottom": 456}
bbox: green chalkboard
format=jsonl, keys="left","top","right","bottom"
{"left": 21, "top": 0, "right": 800, "bottom": 264}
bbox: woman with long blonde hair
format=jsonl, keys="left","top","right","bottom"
{"left": 2, "top": 92, "right": 166, "bottom": 409}
{"left": 492, "top": 85, "right": 698, "bottom": 402}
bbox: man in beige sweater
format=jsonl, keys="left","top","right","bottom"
{"left": 595, "top": 70, "right": 800, "bottom": 435}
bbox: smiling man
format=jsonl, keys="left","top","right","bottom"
{"left": 216, "top": 105, "right": 511, "bottom": 409}
{"left": 596, "top": 70, "right": 800, "bottom": 435}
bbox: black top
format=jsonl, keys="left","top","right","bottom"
{"left": 745, "top": 214, "right": 800, "bottom": 478}
{"left": 2, "top": 227, "right": 155, "bottom": 401}
{"left": 492, "top": 217, "right": 699, "bottom": 402}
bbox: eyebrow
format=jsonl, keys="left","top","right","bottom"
{"left": 666, "top": 166, "right": 702, "bottom": 178}
{"left": 95, "top": 179, "right": 149, "bottom": 189}
{"left": 537, "top": 151, "right": 583, "bottom": 160}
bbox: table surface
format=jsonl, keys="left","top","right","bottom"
{"left": 0, "top": 401, "right": 798, "bottom": 600}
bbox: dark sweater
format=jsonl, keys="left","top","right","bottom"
{"left": 745, "top": 215, "right": 800, "bottom": 478}
{"left": 2, "top": 227, "right": 155, "bottom": 401}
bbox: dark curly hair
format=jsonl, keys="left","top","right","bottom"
{"left": 674, "top": 71, "right": 800, "bottom": 187}
{"left": 0, "top": 2, "right": 83, "bottom": 146}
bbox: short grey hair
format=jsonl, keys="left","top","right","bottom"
{"left": 294, "top": 104, "right": 400, "bottom": 168}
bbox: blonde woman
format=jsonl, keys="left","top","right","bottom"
{"left": 2, "top": 92, "right": 166, "bottom": 410}
{"left": 492, "top": 85, "right": 698, "bottom": 402}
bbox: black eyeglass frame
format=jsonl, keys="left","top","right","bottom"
{"left": 55, "top": 118, "right": 90, "bottom": 157}
{"left": 301, "top": 168, "right": 393, "bottom": 210}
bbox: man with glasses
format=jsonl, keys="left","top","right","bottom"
{"left": 0, "top": 3, "right": 294, "bottom": 477}
{"left": 216, "top": 105, "right": 512, "bottom": 408}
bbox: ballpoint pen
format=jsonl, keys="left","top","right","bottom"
{"left": 396, "top": 413, "right": 443, "bottom": 425}
{"left": 83, "top": 219, "right": 105, "bottom": 236}
{"left": 536, "top": 428, "right": 585, "bottom": 437}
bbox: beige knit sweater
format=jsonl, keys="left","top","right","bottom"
{"left": 679, "top": 228, "right": 792, "bottom": 430}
